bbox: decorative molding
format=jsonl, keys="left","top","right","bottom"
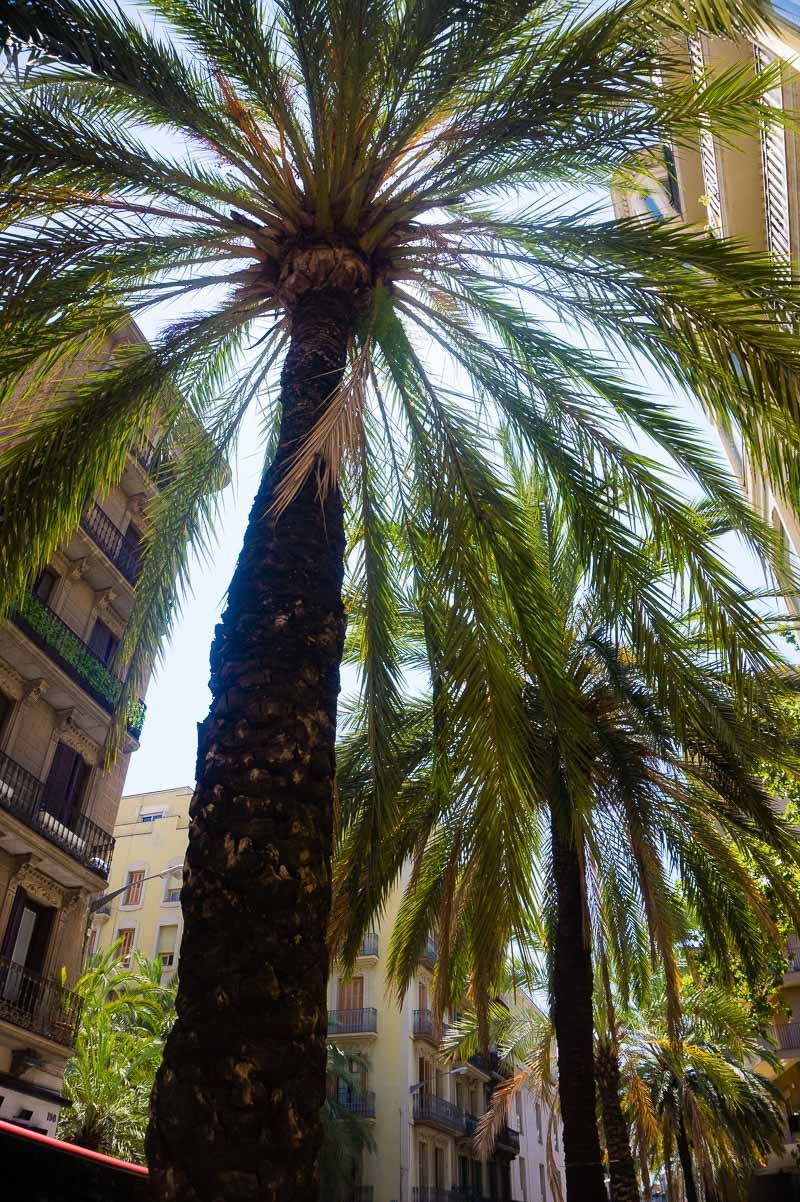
{"left": 126, "top": 493, "right": 149, "bottom": 521}
{"left": 21, "top": 677, "right": 49, "bottom": 708}
{"left": 53, "top": 709, "right": 100, "bottom": 764}
{"left": 61, "top": 888, "right": 86, "bottom": 914}
{"left": 64, "top": 557, "right": 89, "bottom": 582}
{"left": 0, "top": 658, "right": 25, "bottom": 702}
{"left": 13, "top": 863, "right": 65, "bottom": 909}
{"left": 93, "top": 588, "right": 119, "bottom": 612}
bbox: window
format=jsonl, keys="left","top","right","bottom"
{"left": 163, "top": 867, "right": 182, "bottom": 904}
{"left": 86, "top": 927, "right": 97, "bottom": 961}
{"left": 554, "top": 1122, "right": 558, "bottom": 1151}
{"left": 88, "top": 618, "right": 119, "bottom": 667}
{"left": 140, "top": 807, "right": 166, "bottom": 823}
{"left": 0, "top": 690, "right": 10, "bottom": 737}
{"left": 418, "top": 1142, "right": 428, "bottom": 1189}
{"left": 535, "top": 1101, "right": 542, "bottom": 1143}
{"left": 516, "top": 1091, "right": 524, "bottom": 1133}
{"left": 156, "top": 924, "right": 179, "bottom": 970}
{"left": 418, "top": 980, "right": 428, "bottom": 1011}
{"left": 33, "top": 569, "right": 58, "bottom": 604}
{"left": 539, "top": 1163, "right": 547, "bottom": 1202}
{"left": 123, "top": 870, "right": 146, "bottom": 907}
{"left": 519, "top": 1157, "right": 527, "bottom": 1202}
{"left": 43, "top": 743, "right": 89, "bottom": 826}
{"left": 337, "top": 975, "right": 364, "bottom": 1010}
{"left": 116, "top": 927, "right": 135, "bottom": 967}
{"left": 643, "top": 193, "right": 662, "bottom": 221}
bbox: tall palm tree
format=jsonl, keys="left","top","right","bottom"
{"left": 4, "top": 1, "right": 800, "bottom": 1197}
{"left": 334, "top": 484, "right": 800, "bottom": 1202}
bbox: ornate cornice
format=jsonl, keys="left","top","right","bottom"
{"left": 54, "top": 709, "right": 100, "bottom": 764}
{"left": 0, "top": 658, "right": 25, "bottom": 702}
{"left": 14, "top": 863, "right": 65, "bottom": 909}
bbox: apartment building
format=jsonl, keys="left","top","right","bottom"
{"left": 612, "top": 3, "right": 800, "bottom": 572}
{"left": 0, "top": 320, "right": 177, "bottom": 1136}
{"left": 614, "top": 6, "right": 800, "bottom": 1181}
{"left": 92, "top": 786, "right": 565, "bottom": 1202}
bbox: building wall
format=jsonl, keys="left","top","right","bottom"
{"left": 0, "top": 320, "right": 173, "bottom": 1135}
{"left": 92, "top": 793, "right": 565, "bottom": 1202}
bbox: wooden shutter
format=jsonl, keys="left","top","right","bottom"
{"left": 44, "top": 743, "right": 88, "bottom": 825}
{"left": 337, "top": 975, "right": 363, "bottom": 1010}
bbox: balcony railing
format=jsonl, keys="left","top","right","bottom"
{"left": 414, "top": 1009, "right": 441, "bottom": 1043}
{"left": 0, "top": 954, "right": 82, "bottom": 1046}
{"left": 328, "top": 1085, "right": 376, "bottom": 1119}
{"left": 81, "top": 505, "right": 141, "bottom": 585}
{"left": 328, "top": 1008, "right": 378, "bottom": 1036}
{"left": 0, "top": 748, "right": 114, "bottom": 877}
{"left": 495, "top": 1123, "right": 521, "bottom": 1155}
{"left": 413, "top": 1090, "right": 466, "bottom": 1134}
{"left": 774, "top": 1021, "right": 800, "bottom": 1052}
{"left": 412, "top": 1189, "right": 481, "bottom": 1202}
{"left": 134, "top": 437, "right": 157, "bottom": 472}
{"left": 359, "top": 933, "right": 379, "bottom": 957}
{"left": 11, "top": 593, "right": 146, "bottom": 738}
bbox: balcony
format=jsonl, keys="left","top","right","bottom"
{"left": 413, "top": 1090, "right": 466, "bottom": 1135}
{"left": 0, "top": 748, "right": 114, "bottom": 877}
{"left": 420, "top": 937, "right": 438, "bottom": 968}
{"left": 134, "top": 437, "right": 157, "bottom": 472}
{"left": 774, "top": 1021, "right": 800, "bottom": 1052}
{"left": 358, "top": 933, "right": 379, "bottom": 958}
{"left": 328, "top": 1008, "right": 378, "bottom": 1036}
{"left": 80, "top": 505, "right": 141, "bottom": 586}
{"left": 0, "top": 954, "right": 82, "bottom": 1047}
{"left": 11, "top": 593, "right": 146, "bottom": 738}
{"left": 328, "top": 1084, "right": 376, "bottom": 1119}
{"left": 414, "top": 1009, "right": 441, "bottom": 1045}
{"left": 495, "top": 1124, "right": 521, "bottom": 1156}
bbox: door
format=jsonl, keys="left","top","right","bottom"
{"left": 458, "top": 1156, "right": 470, "bottom": 1192}
{"left": 471, "top": 1160, "right": 482, "bottom": 1199}
{"left": 88, "top": 618, "right": 119, "bottom": 667}
{"left": 337, "top": 974, "right": 364, "bottom": 1011}
{"left": 418, "top": 979, "right": 429, "bottom": 1011}
{"left": 419, "top": 1142, "right": 429, "bottom": 1191}
{"left": 0, "top": 890, "right": 54, "bottom": 1006}
{"left": 122, "top": 523, "right": 143, "bottom": 578}
{"left": 434, "top": 1147, "right": 445, "bottom": 1190}
{"left": 43, "top": 742, "right": 89, "bottom": 828}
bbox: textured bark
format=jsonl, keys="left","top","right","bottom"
{"left": 550, "top": 812, "right": 608, "bottom": 1202}
{"left": 147, "top": 288, "right": 353, "bottom": 1202}
{"left": 595, "top": 1039, "right": 641, "bottom": 1202}
{"left": 676, "top": 1114, "right": 699, "bottom": 1202}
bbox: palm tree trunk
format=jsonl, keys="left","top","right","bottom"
{"left": 550, "top": 811, "right": 608, "bottom": 1202}
{"left": 676, "top": 1113, "right": 699, "bottom": 1202}
{"left": 147, "top": 287, "right": 353, "bottom": 1202}
{"left": 595, "top": 1039, "right": 641, "bottom": 1202}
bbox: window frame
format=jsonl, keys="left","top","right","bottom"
{"left": 119, "top": 864, "right": 148, "bottom": 910}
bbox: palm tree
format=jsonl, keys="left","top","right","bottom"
{"left": 4, "top": 1, "right": 800, "bottom": 1196}
{"left": 58, "top": 946, "right": 177, "bottom": 1162}
{"left": 321, "top": 1045, "right": 376, "bottom": 1202}
{"left": 334, "top": 484, "right": 800, "bottom": 1202}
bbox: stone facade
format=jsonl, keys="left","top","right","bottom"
{"left": 0, "top": 319, "right": 168, "bottom": 1135}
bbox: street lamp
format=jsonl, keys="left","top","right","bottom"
{"left": 88, "top": 866, "right": 176, "bottom": 914}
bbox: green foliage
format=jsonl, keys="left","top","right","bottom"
{"left": 57, "top": 944, "right": 177, "bottom": 1162}
{"left": 320, "top": 1045, "right": 376, "bottom": 1202}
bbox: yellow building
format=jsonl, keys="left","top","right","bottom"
{"left": 93, "top": 786, "right": 565, "bottom": 1202}
{"left": 614, "top": 6, "right": 800, "bottom": 1180}
{"left": 0, "top": 320, "right": 182, "bottom": 1135}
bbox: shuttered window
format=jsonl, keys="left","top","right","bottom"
{"left": 116, "top": 928, "right": 135, "bottom": 966}
{"left": 337, "top": 975, "right": 364, "bottom": 1010}
{"left": 156, "top": 924, "right": 178, "bottom": 968}
{"left": 123, "top": 870, "right": 145, "bottom": 907}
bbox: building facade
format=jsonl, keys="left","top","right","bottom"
{"left": 612, "top": 3, "right": 800, "bottom": 574}
{"left": 614, "top": 6, "right": 800, "bottom": 1182}
{"left": 92, "top": 786, "right": 565, "bottom": 1202}
{"left": 0, "top": 320, "right": 169, "bottom": 1135}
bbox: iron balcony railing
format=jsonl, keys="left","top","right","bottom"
{"left": 463, "top": 1113, "right": 478, "bottom": 1138}
{"left": 412, "top": 1090, "right": 466, "bottom": 1134}
{"left": 134, "top": 437, "right": 157, "bottom": 472}
{"left": 774, "top": 1021, "right": 800, "bottom": 1052}
{"left": 328, "top": 1085, "right": 376, "bottom": 1119}
{"left": 11, "top": 593, "right": 146, "bottom": 738}
{"left": 495, "top": 1123, "right": 521, "bottom": 1155}
{"left": 0, "top": 748, "right": 114, "bottom": 877}
{"left": 413, "top": 1009, "right": 441, "bottom": 1042}
{"left": 81, "top": 505, "right": 141, "bottom": 585}
{"left": 359, "top": 932, "right": 379, "bottom": 957}
{"left": 0, "top": 954, "right": 82, "bottom": 1047}
{"left": 328, "top": 1008, "right": 378, "bottom": 1035}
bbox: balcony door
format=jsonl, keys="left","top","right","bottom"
{"left": 43, "top": 742, "right": 89, "bottom": 829}
{"left": 337, "top": 974, "right": 363, "bottom": 1011}
{"left": 0, "top": 888, "right": 54, "bottom": 1004}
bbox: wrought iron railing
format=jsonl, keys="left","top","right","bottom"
{"left": 359, "top": 932, "right": 379, "bottom": 957}
{"left": 328, "top": 1008, "right": 378, "bottom": 1035}
{"left": 11, "top": 593, "right": 146, "bottom": 738}
{"left": 328, "top": 1085, "right": 376, "bottom": 1119}
{"left": 774, "top": 1021, "right": 800, "bottom": 1052}
{"left": 413, "top": 1009, "right": 441, "bottom": 1042}
{"left": 81, "top": 505, "right": 141, "bottom": 585}
{"left": 412, "top": 1090, "right": 466, "bottom": 1134}
{"left": 0, "top": 748, "right": 114, "bottom": 877}
{"left": 0, "top": 954, "right": 82, "bottom": 1046}
{"left": 134, "top": 437, "right": 157, "bottom": 471}
{"left": 495, "top": 1123, "right": 521, "bottom": 1155}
